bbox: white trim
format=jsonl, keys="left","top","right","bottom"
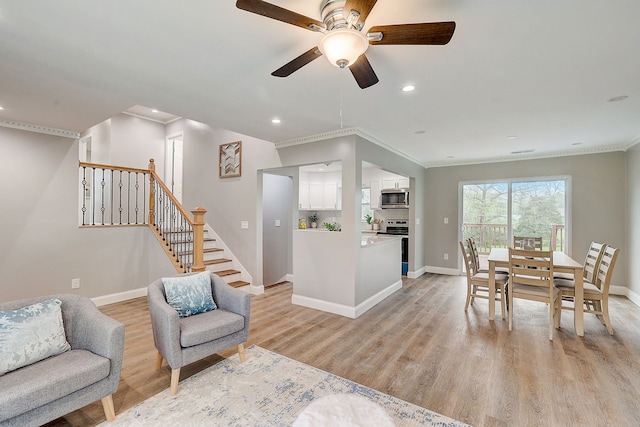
{"left": 0, "top": 119, "right": 80, "bottom": 139}
{"left": 91, "top": 287, "right": 147, "bottom": 307}
{"left": 204, "top": 223, "right": 253, "bottom": 285}
{"left": 274, "top": 127, "right": 424, "bottom": 167}
{"left": 425, "top": 266, "right": 459, "bottom": 276}
{"left": 407, "top": 266, "right": 427, "bottom": 279}
{"left": 291, "top": 280, "right": 402, "bottom": 319}
{"left": 624, "top": 287, "right": 640, "bottom": 307}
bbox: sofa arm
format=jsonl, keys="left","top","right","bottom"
{"left": 147, "top": 280, "right": 183, "bottom": 369}
{"left": 71, "top": 298, "right": 125, "bottom": 363}
{"left": 211, "top": 273, "right": 251, "bottom": 319}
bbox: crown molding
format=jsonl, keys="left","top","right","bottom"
{"left": 423, "top": 144, "right": 632, "bottom": 168}
{"left": 0, "top": 120, "right": 80, "bottom": 139}
{"left": 274, "top": 127, "right": 425, "bottom": 167}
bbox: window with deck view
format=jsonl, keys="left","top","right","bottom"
{"left": 461, "top": 178, "right": 568, "bottom": 260}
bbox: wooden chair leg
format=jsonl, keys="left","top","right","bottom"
{"left": 238, "top": 343, "right": 247, "bottom": 363}
{"left": 464, "top": 283, "right": 472, "bottom": 311}
{"left": 500, "top": 285, "right": 506, "bottom": 320}
{"left": 170, "top": 368, "right": 181, "bottom": 396}
{"left": 508, "top": 291, "right": 513, "bottom": 331}
{"left": 601, "top": 300, "right": 614, "bottom": 335}
{"left": 155, "top": 351, "right": 163, "bottom": 369}
{"left": 101, "top": 395, "right": 116, "bottom": 422}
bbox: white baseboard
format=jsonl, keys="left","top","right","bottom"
{"left": 92, "top": 287, "right": 147, "bottom": 307}
{"left": 425, "top": 266, "right": 459, "bottom": 276}
{"left": 407, "top": 266, "right": 426, "bottom": 279}
{"left": 292, "top": 280, "right": 402, "bottom": 319}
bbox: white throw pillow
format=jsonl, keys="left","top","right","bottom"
{"left": 0, "top": 298, "right": 71, "bottom": 376}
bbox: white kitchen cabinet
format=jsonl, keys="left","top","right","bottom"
{"left": 309, "top": 183, "right": 324, "bottom": 209}
{"left": 382, "top": 177, "right": 410, "bottom": 189}
{"left": 323, "top": 182, "right": 338, "bottom": 210}
{"left": 299, "top": 181, "right": 310, "bottom": 209}
{"left": 370, "top": 179, "right": 381, "bottom": 210}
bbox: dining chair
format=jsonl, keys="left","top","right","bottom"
{"left": 513, "top": 236, "right": 543, "bottom": 250}
{"left": 554, "top": 241, "right": 605, "bottom": 282}
{"left": 554, "top": 245, "right": 619, "bottom": 335}
{"left": 508, "top": 248, "right": 560, "bottom": 340}
{"left": 459, "top": 240, "right": 508, "bottom": 318}
{"left": 468, "top": 237, "right": 509, "bottom": 274}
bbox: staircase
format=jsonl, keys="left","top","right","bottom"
{"left": 168, "top": 229, "right": 250, "bottom": 288}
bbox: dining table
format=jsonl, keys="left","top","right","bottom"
{"left": 487, "top": 248, "right": 585, "bottom": 336}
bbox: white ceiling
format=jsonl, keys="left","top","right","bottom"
{"left": 1, "top": 1, "right": 639, "bottom": 167}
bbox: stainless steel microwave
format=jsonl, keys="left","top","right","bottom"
{"left": 381, "top": 188, "right": 409, "bottom": 209}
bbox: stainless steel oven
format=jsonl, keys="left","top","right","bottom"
{"left": 377, "top": 219, "right": 409, "bottom": 269}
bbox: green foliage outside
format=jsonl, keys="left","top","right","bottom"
{"left": 463, "top": 180, "right": 565, "bottom": 252}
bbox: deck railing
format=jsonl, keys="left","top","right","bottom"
{"left": 78, "top": 159, "right": 206, "bottom": 273}
{"left": 463, "top": 223, "right": 565, "bottom": 253}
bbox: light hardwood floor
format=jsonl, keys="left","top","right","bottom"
{"left": 46, "top": 273, "right": 640, "bottom": 426}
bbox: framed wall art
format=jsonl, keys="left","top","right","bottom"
{"left": 219, "top": 141, "right": 242, "bottom": 178}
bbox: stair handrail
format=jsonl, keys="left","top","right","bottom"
{"left": 148, "top": 159, "right": 206, "bottom": 273}
{"left": 78, "top": 159, "right": 206, "bottom": 273}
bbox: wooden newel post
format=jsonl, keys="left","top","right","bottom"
{"left": 191, "top": 207, "right": 207, "bottom": 272}
{"left": 148, "top": 159, "right": 156, "bottom": 226}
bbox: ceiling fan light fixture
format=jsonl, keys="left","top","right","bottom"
{"left": 318, "top": 28, "right": 368, "bottom": 68}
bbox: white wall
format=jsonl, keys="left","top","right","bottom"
{"left": 0, "top": 126, "right": 176, "bottom": 302}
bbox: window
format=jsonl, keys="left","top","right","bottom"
{"left": 362, "top": 188, "right": 373, "bottom": 223}
{"left": 461, "top": 177, "right": 569, "bottom": 255}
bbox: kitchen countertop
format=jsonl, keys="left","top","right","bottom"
{"left": 361, "top": 234, "right": 401, "bottom": 248}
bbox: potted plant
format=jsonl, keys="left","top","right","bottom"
{"left": 364, "top": 214, "right": 373, "bottom": 230}
{"left": 308, "top": 211, "right": 319, "bottom": 228}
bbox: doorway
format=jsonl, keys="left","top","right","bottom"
{"left": 165, "top": 133, "right": 184, "bottom": 203}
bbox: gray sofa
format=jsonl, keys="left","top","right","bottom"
{"left": 0, "top": 294, "right": 125, "bottom": 427}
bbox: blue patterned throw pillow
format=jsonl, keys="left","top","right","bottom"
{"left": 162, "top": 271, "right": 217, "bottom": 317}
{"left": 0, "top": 298, "right": 72, "bottom": 376}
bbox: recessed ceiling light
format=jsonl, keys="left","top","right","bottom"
{"left": 402, "top": 85, "right": 415, "bottom": 92}
{"left": 151, "top": 109, "right": 159, "bottom": 113}
{"left": 608, "top": 95, "right": 629, "bottom": 102}
{"left": 0, "top": 106, "right": 4, "bottom": 110}
{"left": 271, "top": 118, "right": 281, "bottom": 124}
{"left": 414, "top": 130, "right": 426, "bottom": 135}
{"left": 506, "top": 135, "right": 518, "bottom": 140}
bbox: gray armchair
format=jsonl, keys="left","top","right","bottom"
{"left": 0, "top": 294, "right": 125, "bottom": 427}
{"left": 148, "top": 272, "right": 251, "bottom": 395}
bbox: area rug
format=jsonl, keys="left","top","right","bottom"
{"left": 100, "top": 345, "right": 469, "bottom": 427}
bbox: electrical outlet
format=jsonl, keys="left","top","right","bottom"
{"left": 444, "top": 217, "right": 449, "bottom": 224}
{"left": 71, "top": 278, "right": 80, "bottom": 289}
{"left": 444, "top": 253, "right": 449, "bottom": 260}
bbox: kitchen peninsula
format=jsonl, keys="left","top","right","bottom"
{"left": 292, "top": 228, "right": 402, "bottom": 318}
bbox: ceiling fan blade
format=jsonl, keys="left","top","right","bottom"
{"left": 343, "top": 0, "right": 378, "bottom": 27}
{"left": 349, "top": 54, "right": 379, "bottom": 89}
{"left": 236, "top": 0, "right": 325, "bottom": 32}
{"left": 272, "top": 47, "right": 323, "bottom": 77}
{"left": 368, "top": 22, "right": 456, "bottom": 45}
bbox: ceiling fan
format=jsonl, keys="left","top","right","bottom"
{"left": 235, "top": 0, "right": 456, "bottom": 89}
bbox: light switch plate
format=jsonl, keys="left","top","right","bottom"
{"left": 444, "top": 217, "right": 449, "bottom": 224}
{"left": 275, "top": 220, "right": 281, "bottom": 227}
{"left": 241, "top": 221, "right": 249, "bottom": 229}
